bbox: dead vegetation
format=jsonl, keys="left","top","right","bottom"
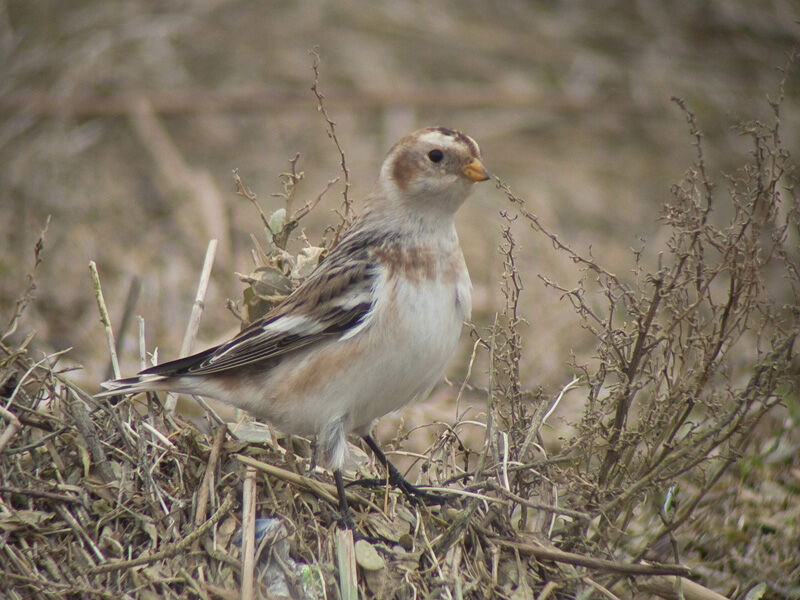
{"left": 1, "top": 55, "right": 799, "bottom": 598}
{"left": 2, "top": 2, "right": 800, "bottom": 599}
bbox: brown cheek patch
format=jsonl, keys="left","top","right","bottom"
{"left": 374, "top": 246, "right": 436, "bottom": 282}
{"left": 391, "top": 150, "right": 415, "bottom": 191}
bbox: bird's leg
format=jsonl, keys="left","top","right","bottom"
{"left": 333, "top": 469, "right": 355, "bottom": 530}
{"left": 352, "top": 434, "right": 449, "bottom": 505}
{"left": 332, "top": 469, "right": 392, "bottom": 544}
{"left": 309, "top": 439, "right": 318, "bottom": 474}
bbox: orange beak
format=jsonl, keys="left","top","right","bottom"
{"left": 462, "top": 158, "right": 490, "bottom": 182}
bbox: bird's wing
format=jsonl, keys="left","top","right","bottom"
{"left": 139, "top": 230, "right": 383, "bottom": 378}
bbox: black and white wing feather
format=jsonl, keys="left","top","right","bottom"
{"left": 98, "top": 227, "right": 388, "bottom": 395}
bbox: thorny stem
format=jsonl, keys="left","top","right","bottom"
{"left": 499, "top": 216, "right": 524, "bottom": 419}
{"left": 310, "top": 47, "right": 352, "bottom": 243}
{"left": 497, "top": 178, "right": 637, "bottom": 308}
{"left": 601, "top": 335, "right": 794, "bottom": 518}
{"left": 660, "top": 275, "right": 738, "bottom": 453}
{"left": 599, "top": 277, "right": 663, "bottom": 486}
{"left": 2, "top": 216, "right": 49, "bottom": 343}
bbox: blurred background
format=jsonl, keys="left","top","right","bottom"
{"left": 2, "top": 5, "right": 799, "bottom": 596}
{"left": 1, "top": 0, "right": 797, "bottom": 408}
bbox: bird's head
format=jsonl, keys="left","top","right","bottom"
{"left": 378, "top": 126, "right": 490, "bottom": 216}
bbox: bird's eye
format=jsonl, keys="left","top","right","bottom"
{"left": 428, "top": 149, "right": 444, "bottom": 163}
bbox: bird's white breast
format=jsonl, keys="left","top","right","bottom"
{"left": 344, "top": 245, "right": 471, "bottom": 430}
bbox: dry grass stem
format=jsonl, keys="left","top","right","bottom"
{"left": 164, "top": 239, "right": 217, "bottom": 413}
{"left": 194, "top": 424, "right": 228, "bottom": 531}
{"left": 240, "top": 466, "right": 257, "bottom": 600}
{"left": 89, "top": 492, "right": 235, "bottom": 575}
{"left": 641, "top": 576, "right": 731, "bottom": 600}
{"left": 491, "top": 538, "right": 691, "bottom": 577}
{"left": 336, "top": 528, "right": 358, "bottom": 600}
{"left": 89, "top": 261, "right": 121, "bottom": 380}
{"left": 0, "top": 405, "right": 22, "bottom": 454}
{"left": 2, "top": 42, "right": 797, "bottom": 599}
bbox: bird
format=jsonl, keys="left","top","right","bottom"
{"left": 98, "top": 126, "right": 490, "bottom": 526}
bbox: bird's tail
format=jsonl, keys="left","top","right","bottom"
{"left": 95, "top": 373, "right": 172, "bottom": 398}
{"left": 95, "top": 345, "right": 219, "bottom": 399}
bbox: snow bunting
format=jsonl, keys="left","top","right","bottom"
{"left": 99, "top": 126, "right": 489, "bottom": 522}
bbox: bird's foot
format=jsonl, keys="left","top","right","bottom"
{"left": 348, "top": 471, "right": 451, "bottom": 506}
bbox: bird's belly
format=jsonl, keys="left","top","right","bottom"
{"left": 246, "top": 273, "right": 469, "bottom": 438}
{"left": 346, "top": 275, "right": 466, "bottom": 429}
